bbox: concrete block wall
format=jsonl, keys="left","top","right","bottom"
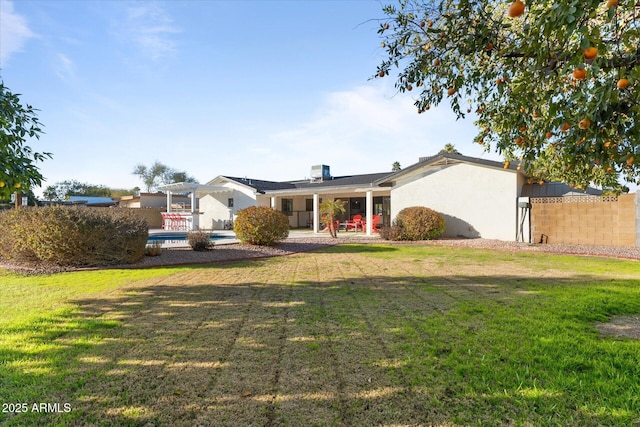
{"left": 530, "top": 193, "right": 638, "bottom": 247}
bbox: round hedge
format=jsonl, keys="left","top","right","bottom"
{"left": 394, "top": 206, "right": 446, "bottom": 241}
{"left": 233, "top": 206, "right": 289, "bottom": 246}
{"left": 0, "top": 206, "right": 148, "bottom": 266}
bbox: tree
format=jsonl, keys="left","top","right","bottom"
{"left": 42, "top": 180, "right": 117, "bottom": 201}
{"left": 320, "top": 199, "right": 346, "bottom": 238}
{"left": 375, "top": 0, "right": 640, "bottom": 190}
{"left": 0, "top": 80, "right": 52, "bottom": 200}
{"left": 392, "top": 161, "right": 402, "bottom": 171}
{"left": 438, "top": 143, "right": 461, "bottom": 155}
{"left": 132, "top": 161, "right": 197, "bottom": 192}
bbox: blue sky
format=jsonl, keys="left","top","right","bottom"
{"left": 1, "top": 0, "right": 489, "bottom": 195}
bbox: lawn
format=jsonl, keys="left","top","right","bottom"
{"left": 1, "top": 244, "right": 639, "bottom": 426}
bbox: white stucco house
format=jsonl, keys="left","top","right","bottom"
{"left": 165, "top": 153, "right": 600, "bottom": 240}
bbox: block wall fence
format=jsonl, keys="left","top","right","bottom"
{"left": 529, "top": 193, "right": 639, "bottom": 247}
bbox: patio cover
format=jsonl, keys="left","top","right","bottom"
{"left": 156, "top": 182, "right": 232, "bottom": 196}
{"left": 157, "top": 182, "right": 232, "bottom": 214}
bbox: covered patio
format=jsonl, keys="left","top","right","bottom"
{"left": 260, "top": 186, "right": 391, "bottom": 236}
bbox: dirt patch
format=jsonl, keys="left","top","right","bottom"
{"left": 595, "top": 315, "right": 640, "bottom": 339}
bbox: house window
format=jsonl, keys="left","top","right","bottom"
{"left": 305, "top": 199, "right": 313, "bottom": 212}
{"left": 227, "top": 198, "right": 234, "bottom": 208}
{"left": 282, "top": 199, "right": 293, "bottom": 216}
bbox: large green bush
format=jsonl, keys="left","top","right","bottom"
{"left": 0, "top": 206, "right": 148, "bottom": 266}
{"left": 388, "top": 206, "right": 446, "bottom": 241}
{"left": 233, "top": 206, "right": 289, "bottom": 246}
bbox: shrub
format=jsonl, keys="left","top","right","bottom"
{"left": 393, "top": 206, "right": 446, "bottom": 241}
{"left": 233, "top": 206, "right": 289, "bottom": 246}
{"left": 0, "top": 206, "right": 148, "bottom": 266}
{"left": 145, "top": 241, "right": 163, "bottom": 256}
{"left": 187, "top": 231, "right": 213, "bottom": 251}
{"left": 379, "top": 224, "right": 403, "bottom": 241}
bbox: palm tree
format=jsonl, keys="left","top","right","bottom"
{"left": 438, "top": 143, "right": 461, "bottom": 155}
{"left": 391, "top": 161, "right": 401, "bottom": 171}
{"left": 319, "top": 199, "right": 346, "bottom": 238}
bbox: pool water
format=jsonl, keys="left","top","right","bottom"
{"left": 147, "top": 232, "right": 235, "bottom": 244}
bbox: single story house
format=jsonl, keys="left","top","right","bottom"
{"left": 195, "top": 153, "right": 601, "bottom": 241}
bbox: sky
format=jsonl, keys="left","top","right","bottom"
{"left": 1, "top": 0, "right": 493, "bottom": 196}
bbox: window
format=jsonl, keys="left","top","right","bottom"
{"left": 282, "top": 198, "right": 293, "bottom": 216}
{"left": 305, "top": 199, "right": 313, "bottom": 212}
{"left": 227, "top": 198, "right": 234, "bottom": 208}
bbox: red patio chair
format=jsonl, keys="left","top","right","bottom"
{"left": 345, "top": 214, "right": 363, "bottom": 232}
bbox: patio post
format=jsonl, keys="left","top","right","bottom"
{"left": 190, "top": 191, "right": 196, "bottom": 214}
{"left": 271, "top": 196, "right": 276, "bottom": 209}
{"left": 313, "top": 193, "right": 319, "bottom": 234}
{"left": 366, "top": 190, "right": 373, "bottom": 236}
{"left": 166, "top": 191, "right": 172, "bottom": 213}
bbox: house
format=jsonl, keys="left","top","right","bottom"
{"left": 195, "top": 153, "right": 548, "bottom": 240}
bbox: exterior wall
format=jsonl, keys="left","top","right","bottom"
{"left": 122, "top": 207, "right": 164, "bottom": 228}
{"left": 390, "top": 163, "right": 518, "bottom": 240}
{"left": 530, "top": 193, "right": 638, "bottom": 247}
{"left": 200, "top": 184, "right": 257, "bottom": 230}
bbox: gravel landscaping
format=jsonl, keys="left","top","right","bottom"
{"left": 134, "top": 237, "right": 640, "bottom": 268}
{"left": 1, "top": 237, "right": 638, "bottom": 274}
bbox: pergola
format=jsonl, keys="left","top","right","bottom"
{"left": 156, "top": 182, "right": 232, "bottom": 230}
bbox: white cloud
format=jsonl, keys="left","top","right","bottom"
{"left": 53, "top": 52, "right": 75, "bottom": 81}
{"left": 0, "top": 0, "right": 36, "bottom": 65}
{"left": 115, "top": 2, "right": 180, "bottom": 61}
{"left": 227, "top": 83, "right": 486, "bottom": 180}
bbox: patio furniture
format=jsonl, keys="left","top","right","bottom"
{"left": 363, "top": 214, "right": 382, "bottom": 233}
{"left": 345, "top": 215, "right": 363, "bottom": 232}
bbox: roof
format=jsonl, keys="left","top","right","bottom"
{"left": 221, "top": 172, "right": 396, "bottom": 194}
{"left": 521, "top": 182, "right": 602, "bottom": 197}
{"left": 378, "top": 153, "right": 518, "bottom": 186}
{"left": 156, "top": 182, "right": 233, "bottom": 195}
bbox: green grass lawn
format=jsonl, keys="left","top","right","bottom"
{"left": 1, "top": 245, "right": 639, "bottom": 426}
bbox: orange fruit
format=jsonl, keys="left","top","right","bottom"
{"left": 447, "top": 87, "right": 456, "bottom": 96}
{"left": 606, "top": 167, "right": 613, "bottom": 172}
{"left": 607, "top": 0, "right": 618, "bottom": 7}
{"left": 628, "top": 156, "right": 635, "bottom": 165}
{"left": 504, "top": 161, "right": 511, "bottom": 169}
{"left": 14, "top": 183, "right": 21, "bottom": 189}
{"left": 427, "top": 20, "right": 433, "bottom": 28}
{"left": 583, "top": 47, "right": 598, "bottom": 60}
{"left": 515, "top": 137, "right": 523, "bottom": 145}
{"left": 604, "top": 141, "right": 612, "bottom": 148}
{"left": 407, "top": 84, "right": 413, "bottom": 91}
{"left": 545, "top": 131, "right": 553, "bottom": 138}
{"left": 384, "top": 23, "right": 390, "bottom": 30}
{"left": 486, "top": 43, "right": 493, "bottom": 51}
{"left": 532, "top": 112, "right": 539, "bottom": 118}
{"left": 538, "top": 180, "right": 544, "bottom": 185}
{"left": 0, "top": 181, "right": 4, "bottom": 188}
{"left": 572, "top": 68, "right": 586, "bottom": 80}
{"left": 420, "top": 21, "right": 426, "bottom": 28}
{"left": 433, "top": 59, "right": 440, "bottom": 66}
{"left": 378, "top": 70, "right": 385, "bottom": 78}
{"left": 560, "top": 122, "right": 571, "bottom": 131}
{"left": 617, "top": 78, "right": 629, "bottom": 89}
{"left": 508, "top": 1, "right": 525, "bottom": 18}
{"left": 578, "top": 119, "right": 591, "bottom": 129}
{"left": 519, "top": 126, "right": 526, "bottom": 132}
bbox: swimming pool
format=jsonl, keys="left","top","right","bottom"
{"left": 147, "top": 232, "right": 235, "bottom": 244}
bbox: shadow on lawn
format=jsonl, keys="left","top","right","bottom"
{"left": 2, "top": 272, "right": 639, "bottom": 426}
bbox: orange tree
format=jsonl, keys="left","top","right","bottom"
{"left": 0, "top": 80, "right": 51, "bottom": 199}
{"left": 375, "top": 0, "right": 639, "bottom": 190}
